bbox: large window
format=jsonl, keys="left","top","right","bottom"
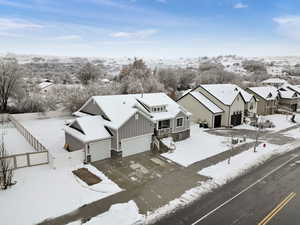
{"left": 158, "top": 120, "right": 170, "bottom": 129}
{"left": 176, "top": 118, "right": 183, "bottom": 127}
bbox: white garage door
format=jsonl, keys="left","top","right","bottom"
{"left": 89, "top": 139, "right": 111, "bottom": 162}
{"left": 121, "top": 134, "right": 152, "bottom": 157}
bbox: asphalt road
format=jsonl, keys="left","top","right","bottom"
{"left": 153, "top": 147, "right": 300, "bottom": 225}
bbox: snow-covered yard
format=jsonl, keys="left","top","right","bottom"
{"left": 3, "top": 122, "right": 35, "bottom": 155}
{"left": 20, "top": 116, "right": 74, "bottom": 156}
{"left": 235, "top": 114, "right": 299, "bottom": 132}
{"left": 69, "top": 201, "right": 144, "bottom": 225}
{"left": 283, "top": 128, "right": 300, "bottom": 139}
{"left": 199, "top": 143, "right": 280, "bottom": 185}
{"left": 161, "top": 124, "right": 251, "bottom": 167}
{"left": 0, "top": 164, "right": 122, "bottom": 225}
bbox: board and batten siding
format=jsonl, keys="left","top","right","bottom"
{"left": 108, "top": 128, "right": 117, "bottom": 151}
{"left": 65, "top": 133, "right": 84, "bottom": 151}
{"left": 81, "top": 99, "right": 109, "bottom": 118}
{"left": 177, "top": 93, "right": 215, "bottom": 127}
{"left": 173, "top": 111, "right": 190, "bottom": 133}
{"left": 119, "top": 112, "right": 154, "bottom": 140}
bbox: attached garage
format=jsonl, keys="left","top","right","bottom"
{"left": 121, "top": 134, "right": 152, "bottom": 157}
{"left": 88, "top": 139, "right": 111, "bottom": 162}
{"left": 231, "top": 112, "right": 242, "bottom": 126}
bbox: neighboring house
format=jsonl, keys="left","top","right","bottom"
{"left": 262, "top": 78, "right": 287, "bottom": 88}
{"left": 64, "top": 93, "right": 191, "bottom": 162}
{"left": 177, "top": 84, "right": 256, "bottom": 128}
{"left": 38, "top": 80, "right": 55, "bottom": 93}
{"left": 277, "top": 85, "right": 300, "bottom": 112}
{"left": 246, "top": 86, "right": 278, "bottom": 115}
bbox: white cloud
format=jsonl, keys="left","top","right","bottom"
{"left": 53, "top": 35, "right": 81, "bottom": 40}
{"left": 233, "top": 2, "right": 248, "bottom": 9}
{"left": 273, "top": 16, "right": 300, "bottom": 40}
{"left": 110, "top": 29, "right": 158, "bottom": 38}
{"left": 0, "top": 18, "right": 43, "bottom": 30}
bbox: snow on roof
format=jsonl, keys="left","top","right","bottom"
{"left": 39, "top": 81, "right": 54, "bottom": 89}
{"left": 65, "top": 116, "right": 111, "bottom": 143}
{"left": 282, "top": 84, "right": 300, "bottom": 94}
{"left": 278, "top": 90, "right": 300, "bottom": 99}
{"left": 200, "top": 84, "right": 251, "bottom": 105}
{"left": 248, "top": 86, "right": 278, "bottom": 100}
{"left": 190, "top": 91, "right": 223, "bottom": 113}
{"left": 78, "top": 93, "right": 189, "bottom": 129}
{"left": 181, "top": 89, "right": 192, "bottom": 97}
{"left": 262, "top": 78, "right": 287, "bottom": 84}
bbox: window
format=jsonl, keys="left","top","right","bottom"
{"left": 154, "top": 108, "right": 157, "bottom": 112}
{"left": 176, "top": 118, "right": 183, "bottom": 127}
{"left": 158, "top": 120, "right": 170, "bottom": 129}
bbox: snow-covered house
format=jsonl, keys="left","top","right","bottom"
{"left": 64, "top": 93, "right": 191, "bottom": 162}
{"left": 262, "top": 78, "right": 287, "bottom": 88}
{"left": 177, "top": 84, "right": 256, "bottom": 128}
{"left": 277, "top": 85, "right": 300, "bottom": 112}
{"left": 38, "top": 80, "right": 55, "bottom": 93}
{"left": 246, "top": 86, "right": 278, "bottom": 115}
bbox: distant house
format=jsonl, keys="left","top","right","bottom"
{"left": 246, "top": 86, "right": 278, "bottom": 115}
{"left": 278, "top": 85, "right": 300, "bottom": 112}
{"left": 64, "top": 93, "right": 191, "bottom": 162}
{"left": 262, "top": 78, "right": 287, "bottom": 88}
{"left": 177, "top": 84, "right": 256, "bottom": 128}
{"left": 38, "top": 80, "right": 55, "bottom": 93}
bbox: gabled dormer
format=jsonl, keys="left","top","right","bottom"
{"left": 136, "top": 97, "right": 168, "bottom": 113}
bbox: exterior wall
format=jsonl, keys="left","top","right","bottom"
{"left": 229, "top": 94, "right": 245, "bottom": 124}
{"left": 89, "top": 138, "right": 111, "bottom": 162}
{"left": 173, "top": 111, "right": 190, "bottom": 133}
{"left": 246, "top": 89, "right": 278, "bottom": 115}
{"left": 119, "top": 112, "right": 154, "bottom": 140}
{"left": 177, "top": 94, "right": 214, "bottom": 127}
{"left": 81, "top": 99, "right": 108, "bottom": 118}
{"left": 194, "top": 86, "right": 230, "bottom": 126}
{"left": 246, "top": 97, "right": 257, "bottom": 116}
{"left": 172, "top": 129, "right": 190, "bottom": 142}
{"left": 278, "top": 98, "right": 299, "bottom": 111}
{"left": 108, "top": 128, "right": 117, "bottom": 151}
{"left": 65, "top": 133, "right": 84, "bottom": 151}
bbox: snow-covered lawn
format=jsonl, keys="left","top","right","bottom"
{"left": 0, "top": 164, "right": 122, "bottom": 225}
{"left": 235, "top": 114, "right": 299, "bottom": 132}
{"left": 20, "top": 116, "right": 74, "bottom": 156}
{"left": 199, "top": 143, "right": 280, "bottom": 185}
{"left": 3, "top": 123, "right": 36, "bottom": 155}
{"left": 283, "top": 128, "right": 300, "bottom": 139}
{"left": 161, "top": 124, "right": 251, "bottom": 167}
{"left": 69, "top": 201, "right": 144, "bottom": 225}
{"left": 264, "top": 114, "right": 299, "bottom": 132}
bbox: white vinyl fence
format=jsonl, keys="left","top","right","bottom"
{"left": 3, "top": 151, "right": 49, "bottom": 169}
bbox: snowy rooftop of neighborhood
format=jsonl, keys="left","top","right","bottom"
{"left": 248, "top": 86, "right": 278, "bottom": 100}
{"left": 77, "top": 93, "right": 190, "bottom": 129}
{"left": 200, "top": 84, "right": 253, "bottom": 105}
{"left": 262, "top": 78, "right": 287, "bottom": 84}
{"left": 189, "top": 91, "right": 223, "bottom": 114}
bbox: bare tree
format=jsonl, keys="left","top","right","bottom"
{"left": 0, "top": 121, "right": 13, "bottom": 190}
{"left": 77, "top": 63, "right": 102, "bottom": 85}
{"left": 0, "top": 60, "right": 21, "bottom": 112}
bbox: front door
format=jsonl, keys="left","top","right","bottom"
{"left": 214, "top": 115, "right": 222, "bottom": 128}
{"left": 291, "top": 104, "right": 297, "bottom": 112}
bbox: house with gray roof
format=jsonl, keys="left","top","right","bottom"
{"left": 64, "top": 93, "right": 191, "bottom": 162}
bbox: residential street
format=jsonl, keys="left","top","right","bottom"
{"left": 153, "top": 147, "right": 300, "bottom": 225}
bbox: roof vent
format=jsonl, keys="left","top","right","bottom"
{"left": 234, "top": 88, "right": 238, "bottom": 92}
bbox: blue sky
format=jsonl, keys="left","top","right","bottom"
{"left": 0, "top": 0, "right": 300, "bottom": 58}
